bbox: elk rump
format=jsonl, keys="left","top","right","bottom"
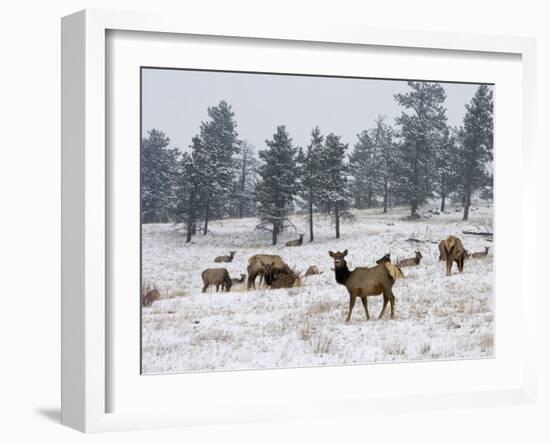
{"left": 440, "top": 235, "right": 466, "bottom": 276}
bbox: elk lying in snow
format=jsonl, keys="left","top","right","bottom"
{"left": 440, "top": 235, "right": 466, "bottom": 276}
{"left": 260, "top": 261, "right": 300, "bottom": 289}
{"left": 329, "top": 249, "right": 397, "bottom": 322}
{"left": 285, "top": 233, "right": 305, "bottom": 247}
{"left": 214, "top": 251, "right": 236, "bottom": 263}
{"left": 201, "top": 268, "right": 232, "bottom": 293}
{"left": 397, "top": 251, "right": 423, "bottom": 267}
{"left": 471, "top": 246, "right": 489, "bottom": 259}
{"left": 247, "top": 254, "right": 291, "bottom": 289}
{"left": 230, "top": 273, "right": 246, "bottom": 285}
{"left": 304, "top": 265, "right": 322, "bottom": 276}
{"left": 142, "top": 289, "right": 160, "bottom": 307}
{"left": 271, "top": 272, "right": 300, "bottom": 289}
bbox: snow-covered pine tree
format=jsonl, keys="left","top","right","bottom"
{"left": 394, "top": 82, "right": 448, "bottom": 217}
{"left": 433, "top": 126, "right": 458, "bottom": 213}
{"left": 318, "top": 133, "right": 352, "bottom": 239}
{"left": 173, "top": 141, "right": 202, "bottom": 243}
{"left": 455, "top": 85, "right": 494, "bottom": 221}
{"left": 140, "top": 129, "right": 180, "bottom": 223}
{"left": 349, "top": 129, "right": 376, "bottom": 209}
{"left": 373, "top": 117, "right": 397, "bottom": 214}
{"left": 255, "top": 126, "right": 299, "bottom": 245}
{"left": 194, "top": 100, "right": 240, "bottom": 234}
{"left": 297, "top": 126, "right": 324, "bottom": 242}
{"left": 230, "top": 140, "right": 259, "bottom": 219}
{"left": 349, "top": 116, "right": 391, "bottom": 210}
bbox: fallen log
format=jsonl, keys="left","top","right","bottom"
{"left": 462, "top": 230, "right": 493, "bottom": 237}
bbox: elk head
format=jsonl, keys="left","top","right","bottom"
{"left": 329, "top": 249, "right": 348, "bottom": 270}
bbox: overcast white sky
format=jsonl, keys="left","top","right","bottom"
{"left": 142, "top": 68, "right": 492, "bottom": 152}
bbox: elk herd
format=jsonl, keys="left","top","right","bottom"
{"left": 144, "top": 233, "right": 491, "bottom": 323}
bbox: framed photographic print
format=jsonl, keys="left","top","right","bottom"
{"left": 62, "top": 9, "right": 537, "bottom": 432}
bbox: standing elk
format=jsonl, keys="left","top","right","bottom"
{"left": 397, "top": 251, "right": 423, "bottom": 267}
{"left": 247, "top": 254, "right": 291, "bottom": 289}
{"left": 285, "top": 233, "right": 305, "bottom": 247}
{"left": 471, "top": 246, "right": 490, "bottom": 259}
{"left": 201, "top": 268, "right": 232, "bottom": 293}
{"left": 214, "top": 251, "right": 236, "bottom": 263}
{"left": 142, "top": 289, "right": 160, "bottom": 307}
{"left": 440, "top": 235, "right": 466, "bottom": 276}
{"left": 329, "top": 249, "right": 397, "bottom": 322}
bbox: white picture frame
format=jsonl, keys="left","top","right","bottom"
{"left": 61, "top": 9, "right": 537, "bottom": 433}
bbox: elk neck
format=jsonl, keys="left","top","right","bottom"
{"left": 334, "top": 263, "right": 351, "bottom": 285}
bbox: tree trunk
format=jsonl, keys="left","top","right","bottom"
{"left": 272, "top": 221, "right": 278, "bottom": 245}
{"left": 335, "top": 202, "right": 340, "bottom": 239}
{"left": 383, "top": 179, "right": 388, "bottom": 214}
{"left": 462, "top": 188, "right": 471, "bottom": 221}
{"left": 411, "top": 201, "right": 417, "bottom": 217}
{"left": 239, "top": 151, "right": 247, "bottom": 218}
{"left": 203, "top": 206, "right": 209, "bottom": 235}
{"left": 308, "top": 192, "right": 314, "bottom": 242}
{"left": 440, "top": 176, "right": 446, "bottom": 212}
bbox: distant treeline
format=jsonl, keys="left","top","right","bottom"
{"left": 141, "top": 81, "right": 493, "bottom": 244}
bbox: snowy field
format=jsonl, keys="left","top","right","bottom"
{"left": 141, "top": 203, "right": 494, "bottom": 373}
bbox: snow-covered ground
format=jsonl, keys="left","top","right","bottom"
{"left": 141, "top": 203, "right": 494, "bottom": 373}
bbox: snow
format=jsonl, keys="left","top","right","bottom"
{"left": 141, "top": 203, "right": 494, "bottom": 373}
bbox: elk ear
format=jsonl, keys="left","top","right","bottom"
{"left": 343, "top": 249, "right": 348, "bottom": 256}
{"left": 329, "top": 251, "right": 335, "bottom": 258}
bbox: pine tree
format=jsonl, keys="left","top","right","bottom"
{"left": 374, "top": 117, "right": 396, "bottom": 214}
{"left": 433, "top": 127, "right": 458, "bottom": 213}
{"left": 349, "top": 130, "right": 376, "bottom": 209}
{"left": 255, "top": 126, "right": 299, "bottom": 245}
{"left": 174, "top": 140, "right": 202, "bottom": 243}
{"left": 231, "top": 141, "right": 258, "bottom": 219}
{"left": 349, "top": 116, "right": 390, "bottom": 210}
{"left": 140, "top": 129, "right": 179, "bottom": 223}
{"left": 394, "top": 82, "right": 448, "bottom": 217}
{"left": 195, "top": 101, "right": 240, "bottom": 234}
{"left": 318, "top": 133, "right": 352, "bottom": 239}
{"left": 297, "top": 126, "right": 324, "bottom": 242}
{"left": 456, "top": 85, "right": 494, "bottom": 220}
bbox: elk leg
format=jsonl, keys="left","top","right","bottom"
{"left": 446, "top": 259, "right": 452, "bottom": 276}
{"left": 378, "top": 295, "right": 389, "bottom": 319}
{"left": 360, "top": 296, "right": 371, "bottom": 320}
{"left": 458, "top": 257, "right": 464, "bottom": 273}
{"left": 247, "top": 273, "right": 255, "bottom": 290}
{"left": 389, "top": 290, "right": 396, "bottom": 319}
{"left": 346, "top": 292, "right": 357, "bottom": 322}
{"left": 202, "top": 284, "right": 208, "bottom": 293}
